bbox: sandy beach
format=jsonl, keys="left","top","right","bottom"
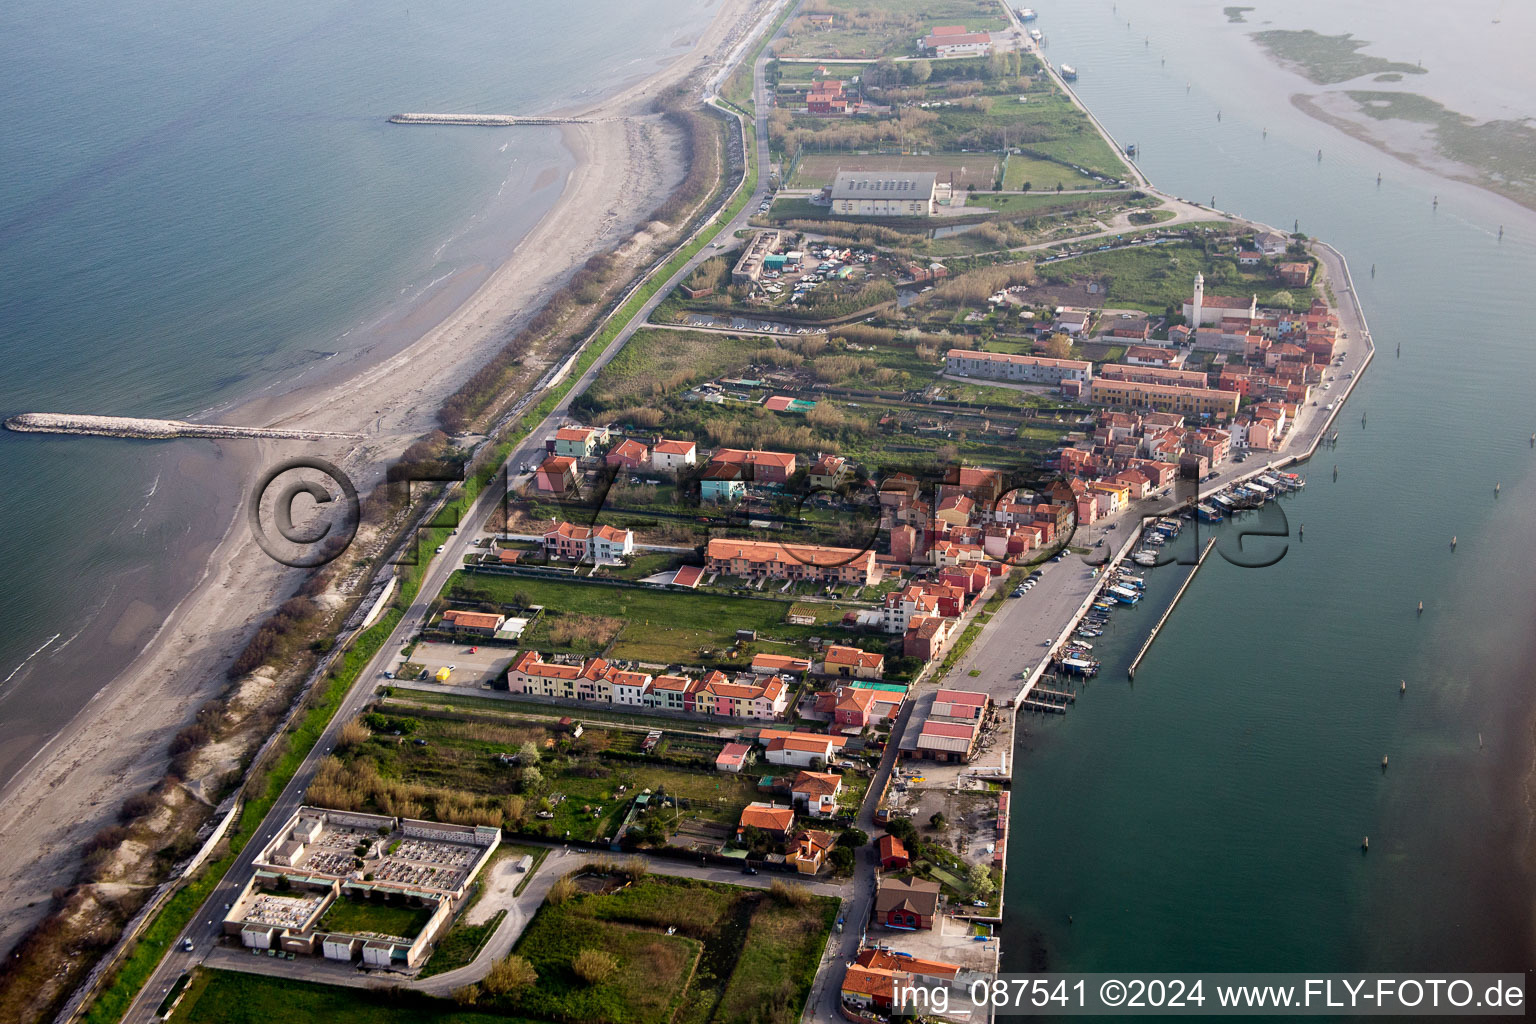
{"left": 0, "top": 0, "right": 761, "bottom": 954}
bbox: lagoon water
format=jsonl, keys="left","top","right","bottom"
{"left": 0, "top": 0, "right": 712, "bottom": 791}
{"left": 1002, "top": 0, "right": 1536, "bottom": 974}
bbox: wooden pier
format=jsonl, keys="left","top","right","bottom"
{"left": 1031, "top": 687, "right": 1077, "bottom": 704}
{"left": 1127, "top": 538, "right": 1217, "bottom": 679}
{"left": 1020, "top": 699, "right": 1068, "bottom": 715}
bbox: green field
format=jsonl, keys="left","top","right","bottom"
{"left": 1040, "top": 240, "right": 1318, "bottom": 313}
{"left": 583, "top": 328, "right": 763, "bottom": 412}
{"left": 1001, "top": 152, "right": 1101, "bottom": 191}
{"left": 449, "top": 571, "right": 849, "bottom": 665}
{"left": 789, "top": 151, "right": 1000, "bottom": 190}
{"left": 175, "top": 877, "right": 837, "bottom": 1024}
{"left": 776, "top": 0, "right": 1008, "bottom": 59}
{"left": 318, "top": 896, "right": 434, "bottom": 939}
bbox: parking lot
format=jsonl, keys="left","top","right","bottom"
{"left": 391, "top": 640, "right": 516, "bottom": 689}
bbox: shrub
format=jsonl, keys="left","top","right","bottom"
{"left": 572, "top": 948, "right": 619, "bottom": 985}
{"left": 482, "top": 954, "right": 537, "bottom": 995}
{"left": 336, "top": 718, "right": 372, "bottom": 750}
{"left": 546, "top": 876, "right": 578, "bottom": 906}
{"left": 768, "top": 879, "right": 811, "bottom": 907}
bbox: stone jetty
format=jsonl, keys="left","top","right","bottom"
{"left": 4, "top": 412, "right": 361, "bottom": 442}
{"left": 387, "top": 113, "right": 593, "bottom": 127}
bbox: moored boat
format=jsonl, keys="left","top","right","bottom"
{"left": 1060, "top": 64, "right": 1078, "bottom": 80}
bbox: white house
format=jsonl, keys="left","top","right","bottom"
{"left": 589, "top": 524, "right": 634, "bottom": 561}
{"left": 766, "top": 734, "right": 839, "bottom": 768}
{"left": 651, "top": 438, "right": 697, "bottom": 471}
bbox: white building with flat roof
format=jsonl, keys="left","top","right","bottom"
{"left": 829, "top": 171, "right": 939, "bottom": 217}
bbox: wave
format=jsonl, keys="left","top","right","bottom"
{"left": 2, "top": 633, "right": 61, "bottom": 687}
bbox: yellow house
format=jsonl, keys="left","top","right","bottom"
{"left": 1090, "top": 481, "right": 1130, "bottom": 513}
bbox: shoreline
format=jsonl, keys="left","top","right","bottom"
{"left": 0, "top": 0, "right": 760, "bottom": 956}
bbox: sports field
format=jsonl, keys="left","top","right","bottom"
{"left": 789, "top": 152, "right": 1000, "bottom": 190}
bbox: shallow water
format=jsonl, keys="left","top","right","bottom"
{"left": 1002, "top": 0, "right": 1536, "bottom": 975}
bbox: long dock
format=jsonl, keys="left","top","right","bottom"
{"left": 4, "top": 412, "right": 361, "bottom": 442}
{"left": 1127, "top": 538, "right": 1217, "bottom": 679}
{"left": 388, "top": 113, "right": 593, "bottom": 127}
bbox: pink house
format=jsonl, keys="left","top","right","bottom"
{"left": 534, "top": 455, "right": 578, "bottom": 493}
{"left": 606, "top": 438, "right": 650, "bottom": 470}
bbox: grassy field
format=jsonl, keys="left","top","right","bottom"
{"left": 775, "top": 0, "right": 1007, "bottom": 59}
{"left": 513, "top": 912, "right": 700, "bottom": 1024}
{"left": 318, "top": 896, "right": 434, "bottom": 939}
{"left": 418, "top": 909, "right": 505, "bottom": 978}
{"left": 448, "top": 571, "right": 850, "bottom": 665}
{"left": 173, "top": 971, "right": 531, "bottom": 1024}
{"left": 1039, "top": 240, "right": 1317, "bottom": 314}
{"left": 323, "top": 706, "right": 769, "bottom": 840}
{"left": 789, "top": 151, "right": 1000, "bottom": 190}
{"left": 584, "top": 328, "right": 764, "bottom": 412}
{"left": 1250, "top": 29, "right": 1425, "bottom": 85}
{"left": 175, "top": 877, "right": 837, "bottom": 1024}
{"left": 1001, "top": 152, "right": 1100, "bottom": 191}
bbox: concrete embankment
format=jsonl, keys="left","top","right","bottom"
{"left": 4, "top": 412, "right": 361, "bottom": 442}
{"left": 388, "top": 113, "right": 593, "bottom": 126}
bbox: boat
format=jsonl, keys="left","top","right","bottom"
{"left": 1258, "top": 473, "right": 1287, "bottom": 492}
{"left": 1124, "top": 142, "right": 1138, "bottom": 157}
{"left": 1281, "top": 472, "right": 1306, "bottom": 489}
{"left": 1132, "top": 550, "right": 1159, "bottom": 566}
{"left": 1092, "top": 600, "right": 1115, "bottom": 611}
{"left": 1108, "top": 585, "right": 1141, "bottom": 604}
{"left": 1061, "top": 658, "right": 1099, "bottom": 677}
{"left": 1076, "top": 628, "right": 1102, "bottom": 638}
{"left": 1029, "top": 28, "right": 1043, "bottom": 41}
{"left": 1060, "top": 64, "right": 1078, "bottom": 80}
{"left": 1211, "top": 493, "right": 1237, "bottom": 511}
{"left": 1154, "top": 517, "right": 1182, "bottom": 536}
{"left": 1115, "top": 575, "right": 1145, "bottom": 588}
{"left": 1067, "top": 640, "right": 1093, "bottom": 651}
{"left": 1196, "top": 502, "right": 1224, "bottom": 523}
{"left": 1019, "top": 7, "right": 1038, "bottom": 20}
{"left": 1142, "top": 533, "right": 1165, "bottom": 546}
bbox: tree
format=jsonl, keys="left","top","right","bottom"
{"left": 907, "top": 58, "right": 932, "bottom": 84}
{"left": 837, "top": 828, "right": 869, "bottom": 849}
{"left": 1043, "top": 333, "right": 1074, "bottom": 360}
{"left": 928, "top": 812, "right": 948, "bottom": 831}
{"left": 830, "top": 846, "right": 856, "bottom": 874}
{"left": 1270, "top": 289, "right": 1295, "bottom": 308}
{"left": 517, "top": 740, "right": 541, "bottom": 764}
{"left": 519, "top": 765, "right": 543, "bottom": 792}
{"left": 1021, "top": 181, "right": 1032, "bottom": 192}
{"left": 1056, "top": 182, "right": 1064, "bottom": 193}
{"left": 885, "top": 817, "right": 918, "bottom": 844}
{"left": 967, "top": 862, "right": 996, "bottom": 900}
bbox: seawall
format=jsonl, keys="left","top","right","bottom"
{"left": 4, "top": 412, "right": 362, "bottom": 442}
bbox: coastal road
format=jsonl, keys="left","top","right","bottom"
{"left": 118, "top": 5, "right": 789, "bottom": 1022}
